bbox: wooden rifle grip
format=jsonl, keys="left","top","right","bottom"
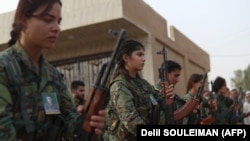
{"left": 83, "top": 88, "right": 95, "bottom": 112}
{"left": 82, "top": 88, "right": 108, "bottom": 133}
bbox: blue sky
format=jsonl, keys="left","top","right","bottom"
{"left": 1, "top": 0, "right": 250, "bottom": 89}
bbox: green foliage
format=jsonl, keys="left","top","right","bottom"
{"left": 231, "top": 64, "right": 250, "bottom": 91}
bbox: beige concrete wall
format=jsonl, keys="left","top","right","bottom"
{"left": 120, "top": 0, "right": 210, "bottom": 95}
{"left": 61, "top": 0, "right": 123, "bottom": 29}
{"left": 0, "top": 0, "right": 210, "bottom": 95}
{"left": 0, "top": 12, "right": 15, "bottom": 45}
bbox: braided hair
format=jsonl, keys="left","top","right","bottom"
{"left": 112, "top": 39, "right": 144, "bottom": 80}
{"left": 8, "top": 0, "right": 62, "bottom": 47}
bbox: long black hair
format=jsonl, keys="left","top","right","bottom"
{"left": 186, "top": 73, "right": 203, "bottom": 93}
{"left": 8, "top": 0, "right": 62, "bottom": 47}
{"left": 213, "top": 76, "right": 226, "bottom": 93}
{"left": 112, "top": 39, "right": 144, "bottom": 80}
{"left": 158, "top": 60, "right": 182, "bottom": 79}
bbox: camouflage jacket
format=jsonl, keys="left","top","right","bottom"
{"left": 212, "top": 94, "right": 234, "bottom": 124}
{"left": 0, "top": 42, "right": 80, "bottom": 141}
{"left": 73, "top": 96, "right": 85, "bottom": 109}
{"left": 105, "top": 75, "right": 164, "bottom": 141}
{"left": 182, "top": 92, "right": 200, "bottom": 124}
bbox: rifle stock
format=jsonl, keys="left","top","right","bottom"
{"left": 173, "top": 72, "right": 207, "bottom": 122}
{"left": 82, "top": 87, "right": 109, "bottom": 132}
{"left": 82, "top": 63, "right": 109, "bottom": 133}
{"left": 82, "top": 29, "right": 126, "bottom": 133}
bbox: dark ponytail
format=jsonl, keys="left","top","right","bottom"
{"left": 112, "top": 40, "right": 144, "bottom": 80}
{"left": 8, "top": 0, "right": 62, "bottom": 47}
{"left": 8, "top": 23, "right": 22, "bottom": 47}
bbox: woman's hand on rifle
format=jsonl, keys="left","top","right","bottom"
{"left": 77, "top": 105, "right": 106, "bottom": 135}
{"left": 162, "top": 83, "right": 175, "bottom": 99}
{"left": 90, "top": 110, "right": 106, "bottom": 135}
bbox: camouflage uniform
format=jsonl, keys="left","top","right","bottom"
{"left": 199, "top": 95, "right": 215, "bottom": 124}
{"left": 182, "top": 92, "right": 200, "bottom": 124}
{"left": 212, "top": 94, "right": 246, "bottom": 124}
{"left": 105, "top": 75, "right": 164, "bottom": 141}
{"left": 211, "top": 94, "right": 234, "bottom": 124}
{"left": 0, "top": 42, "right": 82, "bottom": 140}
{"left": 73, "top": 96, "right": 85, "bottom": 108}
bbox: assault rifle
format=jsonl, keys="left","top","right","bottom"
{"left": 157, "top": 46, "right": 175, "bottom": 124}
{"left": 82, "top": 29, "right": 126, "bottom": 134}
{"left": 174, "top": 72, "right": 207, "bottom": 122}
{"left": 200, "top": 81, "right": 216, "bottom": 125}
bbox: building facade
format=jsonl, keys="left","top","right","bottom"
{"left": 0, "top": 0, "right": 210, "bottom": 96}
